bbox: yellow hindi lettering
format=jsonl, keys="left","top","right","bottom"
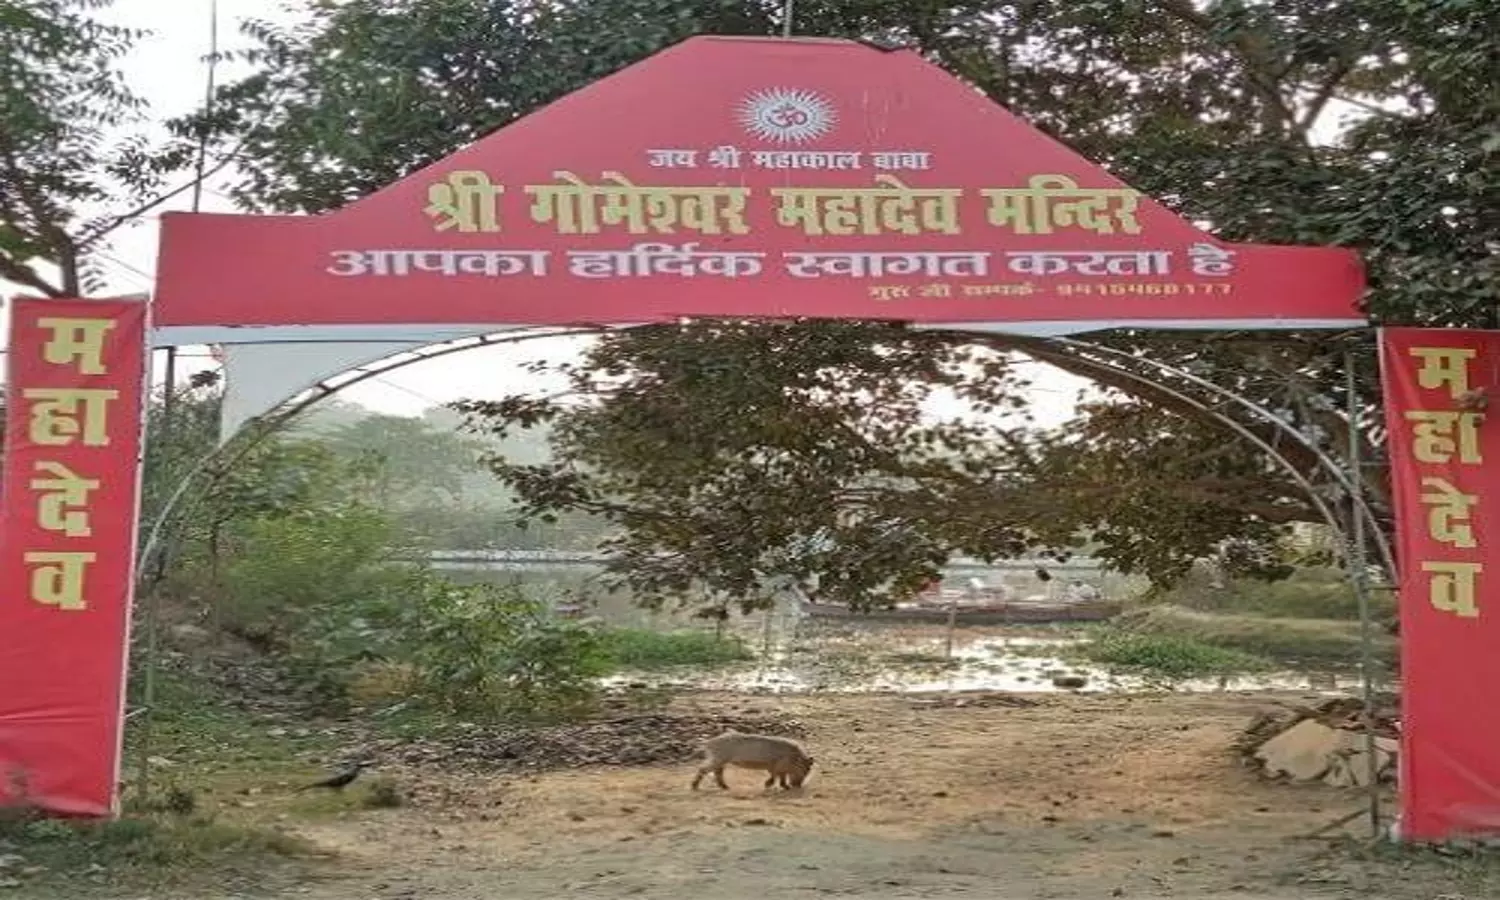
{"left": 25, "top": 550, "right": 96, "bottom": 611}
{"left": 30, "top": 460, "right": 100, "bottom": 538}
{"left": 525, "top": 172, "right": 749, "bottom": 236}
{"left": 774, "top": 189, "right": 834, "bottom": 234}
{"left": 664, "top": 186, "right": 751, "bottom": 235}
{"left": 423, "top": 170, "right": 503, "bottom": 233}
{"left": 1421, "top": 560, "right": 1482, "bottom": 618}
{"left": 597, "top": 172, "right": 649, "bottom": 232}
{"left": 870, "top": 175, "right": 961, "bottom": 235}
{"left": 1408, "top": 346, "right": 1476, "bottom": 400}
{"left": 1419, "top": 476, "right": 1478, "bottom": 548}
{"left": 528, "top": 171, "right": 599, "bottom": 234}
{"left": 982, "top": 174, "right": 1142, "bottom": 235}
{"left": 23, "top": 387, "right": 118, "bottom": 447}
{"left": 37, "top": 317, "right": 115, "bottom": 375}
{"left": 771, "top": 176, "right": 962, "bottom": 237}
{"left": 1405, "top": 410, "right": 1483, "bottom": 464}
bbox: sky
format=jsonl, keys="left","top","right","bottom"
{"left": 0, "top": 0, "right": 1091, "bottom": 428}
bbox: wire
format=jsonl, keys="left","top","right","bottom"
{"left": 189, "top": 0, "right": 220, "bottom": 216}
{"left": 94, "top": 252, "right": 155, "bottom": 283}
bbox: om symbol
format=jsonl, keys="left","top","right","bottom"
{"left": 769, "top": 103, "right": 810, "bottom": 129}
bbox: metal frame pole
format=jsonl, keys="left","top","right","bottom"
{"left": 1052, "top": 337, "right": 1397, "bottom": 583}
{"left": 1345, "top": 348, "right": 1382, "bottom": 837}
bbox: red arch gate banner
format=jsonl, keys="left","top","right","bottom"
{"left": 1380, "top": 328, "right": 1500, "bottom": 842}
{"left": 151, "top": 37, "right": 1363, "bottom": 337}
{"left": 3, "top": 36, "right": 1378, "bottom": 820}
{"left": 0, "top": 298, "right": 149, "bottom": 816}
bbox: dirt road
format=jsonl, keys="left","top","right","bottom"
{"left": 156, "top": 692, "right": 1500, "bottom": 899}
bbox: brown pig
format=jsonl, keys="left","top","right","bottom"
{"left": 690, "top": 731, "right": 815, "bottom": 791}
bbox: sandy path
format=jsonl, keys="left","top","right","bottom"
{"left": 106, "top": 692, "right": 1495, "bottom": 899}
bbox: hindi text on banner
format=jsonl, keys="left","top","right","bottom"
{"left": 1410, "top": 346, "right": 1477, "bottom": 400}
{"left": 1421, "top": 560, "right": 1483, "bottom": 618}
{"left": 30, "top": 460, "right": 101, "bottom": 538}
{"left": 784, "top": 251, "right": 989, "bottom": 279}
{"left": 982, "top": 174, "right": 1141, "bottom": 235}
{"left": 646, "top": 149, "right": 699, "bottom": 168}
{"left": 772, "top": 176, "right": 962, "bottom": 236}
{"left": 37, "top": 317, "right": 116, "bottom": 375}
{"left": 566, "top": 243, "right": 765, "bottom": 278}
{"left": 527, "top": 171, "right": 751, "bottom": 236}
{"left": 23, "top": 387, "right": 119, "bottom": 447}
{"left": 327, "top": 249, "right": 550, "bottom": 277}
{"left": 1005, "top": 250, "right": 1171, "bottom": 277}
{"left": 423, "top": 170, "right": 504, "bottom": 233}
{"left": 1419, "top": 476, "right": 1478, "bottom": 549}
{"left": 1406, "top": 410, "right": 1483, "bottom": 465}
{"left": 24, "top": 550, "right": 97, "bottom": 611}
{"left": 1188, "top": 243, "right": 1236, "bottom": 276}
{"left": 871, "top": 152, "right": 933, "bottom": 171}
{"left": 752, "top": 150, "right": 863, "bottom": 170}
{"left": 957, "top": 282, "right": 1037, "bottom": 297}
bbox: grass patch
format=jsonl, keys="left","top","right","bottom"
{"left": 1145, "top": 567, "right": 1396, "bottom": 621}
{"left": 886, "top": 650, "right": 957, "bottom": 666}
{"left": 597, "top": 628, "right": 753, "bottom": 670}
{"left": 114, "top": 665, "right": 380, "bottom": 835}
{"left": 0, "top": 807, "right": 311, "bottom": 894}
{"left": 1111, "top": 605, "right": 1396, "bottom": 666}
{"left": 124, "top": 666, "right": 334, "bottom": 780}
{"left": 1320, "top": 837, "right": 1500, "bottom": 894}
{"left": 1078, "top": 632, "right": 1272, "bottom": 679}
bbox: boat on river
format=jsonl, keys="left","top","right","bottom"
{"left": 799, "top": 590, "right": 1122, "bottom": 626}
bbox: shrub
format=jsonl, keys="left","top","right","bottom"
{"left": 1110, "top": 605, "right": 1396, "bottom": 666}
{"left": 1081, "top": 631, "right": 1271, "bottom": 679}
{"left": 219, "top": 505, "right": 401, "bottom": 630}
{"left": 1143, "top": 566, "right": 1396, "bottom": 621}
{"left": 402, "top": 581, "right": 611, "bottom": 721}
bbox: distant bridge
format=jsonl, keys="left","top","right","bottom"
{"left": 399, "top": 549, "right": 1111, "bottom": 578}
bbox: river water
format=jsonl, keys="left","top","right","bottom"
{"left": 603, "top": 625, "right": 1382, "bottom": 697}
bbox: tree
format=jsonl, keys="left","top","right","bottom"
{"left": 140, "top": 382, "right": 390, "bottom": 593}
{"left": 455, "top": 320, "right": 1044, "bottom": 608}
{"left": 318, "top": 413, "right": 486, "bottom": 506}
{"left": 0, "top": 0, "right": 205, "bottom": 295}
{"left": 200, "top": 0, "right": 1496, "bottom": 600}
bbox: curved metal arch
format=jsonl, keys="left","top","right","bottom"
{"left": 129, "top": 318, "right": 1387, "bottom": 807}
{"left": 136, "top": 325, "right": 607, "bottom": 578}
{"left": 1020, "top": 343, "right": 1352, "bottom": 566}
{"left": 141, "top": 323, "right": 1394, "bottom": 584}
{"left": 1045, "top": 336, "right": 1396, "bottom": 582}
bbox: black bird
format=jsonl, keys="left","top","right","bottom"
{"left": 856, "top": 37, "right": 911, "bottom": 53}
{"left": 297, "top": 760, "right": 371, "bottom": 792}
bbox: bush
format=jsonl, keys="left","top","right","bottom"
{"left": 597, "top": 628, "right": 752, "bottom": 670}
{"left": 1080, "top": 631, "right": 1271, "bottom": 679}
{"left": 402, "top": 581, "right": 611, "bottom": 721}
{"left": 1108, "top": 605, "right": 1396, "bottom": 666}
{"left": 220, "top": 505, "right": 404, "bottom": 631}
{"left": 1143, "top": 566, "right": 1396, "bottom": 621}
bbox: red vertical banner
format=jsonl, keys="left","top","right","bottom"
{"left": 1380, "top": 327, "right": 1500, "bottom": 841}
{"left": 0, "top": 297, "right": 148, "bottom": 817}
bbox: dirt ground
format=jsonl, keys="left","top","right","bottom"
{"left": 148, "top": 692, "right": 1499, "bottom": 899}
